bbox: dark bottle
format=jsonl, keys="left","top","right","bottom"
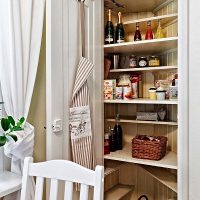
{"left": 115, "top": 12, "right": 125, "bottom": 43}
{"left": 145, "top": 21, "right": 154, "bottom": 40}
{"left": 105, "top": 9, "right": 114, "bottom": 44}
{"left": 134, "top": 22, "right": 142, "bottom": 41}
{"left": 114, "top": 114, "right": 123, "bottom": 150}
{"left": 109, "top": 128, "right": 116, "bottom": 152}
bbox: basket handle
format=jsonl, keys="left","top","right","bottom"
{"left": 138, "top": 195, "right": 149, "bottom": 200}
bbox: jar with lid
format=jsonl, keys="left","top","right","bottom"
{"left": 129, "top": 55, "right": 137, "bottom": 68}
{"left": 149, "top": 56, "right": 160, "bottom": 67}
{"left": 138, "top": 56, "right": 148, "bottom": 67}
{"left": 118, "top": 74, "right": 131, "bottom": 86}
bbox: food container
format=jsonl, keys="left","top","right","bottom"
{"left": 131, "top": 75, "right": 139, "bottom": 99}
{"left": 155, "top": 80, "right": 171, "bottom": 99}
{"left": 113, "top": 55, "right": 119, "bottom": 69}
{"left": 138, "top": 56, "right": 148, "bottom": 67}
{"left": 118, "top": 74, "right": 131, "bottom": 86}
{"left": 104, "top": 80, "right": 116, "bottom": 100}
{"left": 129, "top": 55, "right": 137, "bottom": 68}
{"left": 169, "top": 86, "right": 178, "bottom": 100}
{"left": 116, "top": 87, "right": 123, "bottom": 99}
{"left": 136, "top": 112, "right": 158, "bottom": 121}
{"left": 156, "top": 87, "right": 166, "bottom": 100}
{"left": 148, "top": 87, "right": 157, "bottom": 100}
{"left": 149, "top": 56, "right": 160, "bottom": 67}
{"left": 123, "top": 86, "right": 132, "bottom": 100}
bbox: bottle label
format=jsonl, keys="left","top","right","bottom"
{"left": 117, "top": 39, "right": 125, "bottom": 43}
{"left": 139, "top": 60, "right": 147, "bottom": 67}
{"left": 105, "top": 36, "right": 114, "bottom": 42}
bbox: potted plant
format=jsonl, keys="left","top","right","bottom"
{"left": 0, "top": 116, "right": 25, "bottom": 147}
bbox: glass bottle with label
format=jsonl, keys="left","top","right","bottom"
{"left": 134, "top": 22, "right": 142, "bottom": 41}
{"left": 145, "top": 21, "right": 154, "bottom": 40}
{"left": 115, "top": 12, "right": 125, "bottom": 43}
{"left": 105, "top": 9, "right": 114, "bottom": 44}
{"left": 155, "top": 19, "right": 165, "bottom": 39}
{"left": 114, "top": 114, "right": 123, "bottom": 150}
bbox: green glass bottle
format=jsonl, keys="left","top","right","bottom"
{"left": 105, "top": 9, "right": 114, "bottom": 44}
{"left": 115, "top": 12, "right": 125, "bottom": 43}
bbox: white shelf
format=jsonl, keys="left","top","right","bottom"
{"left": 104, "top": 143, "right": 177, "bottom": 170}
{"left": 104, "top": 37, "right": 178, "bottom": 54}
{"left": 123, "top": 14, "right": 178, "bottom": 33}
{"left": 110, "top": 66, "right": 178, "bottom": 73}
{"left": 106, "top": 118, "right": 178, "bottom": 126}
{"left": 141, "top": 166, "right": 177, "bottom": 193}
{"left": 104, "top": 0, "right": 167, "bottom": 13}
{"left": 105, "top": 184, "right": 134, "bottom": 200}
{"left": 0, "top": 171, "right": 22, "bottom": 198}
{"left": 104, "top": 99, "right": 178, "bottom": 105}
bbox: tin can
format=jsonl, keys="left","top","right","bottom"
{"left": 116, "top": 87, "right": 123, "bottom": 99}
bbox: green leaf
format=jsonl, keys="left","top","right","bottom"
{"left": 12, "top": 126, "right": 23, "bottom": 132}
{"left": 1, "top": 118, "right": 10, "bottom": 132}
{"left": 9, "top": 134, "right": 18, "bottom": 142}
{"left": 8, "top": 116, "right": 15, "bottom": 126}
{"left": 0, "top": 135, "right": 6, "bottom": 147}
{"left": 19, "top": 117, "right": 25, "bottom": 124}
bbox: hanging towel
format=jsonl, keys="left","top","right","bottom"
{"left": 69, "top": 0, "right": 95, "bottom": 171}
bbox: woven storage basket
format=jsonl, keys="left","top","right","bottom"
{"left": 132, "top": 135, "right": 167, "bottom": 160}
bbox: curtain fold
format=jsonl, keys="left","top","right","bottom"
{"left": 0, "top": 0, "right": 45, "bottom": 199}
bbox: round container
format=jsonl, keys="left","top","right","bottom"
{"left": 129, "top": 55, "right": 137, "bottom": 68}
{"left": 138, "top": 56, "right": 148, "bottom": 67}
{"left": 148, "top": 87, "right": 157, "bottom": 100}
{"left": 118, "top": 74, "right": 131, "bottom": 86}
{"left": 149, "top": 56, "right": 160, "bottom": 67}
{"left": 156, "top": 90, "right": 166, "bottom": 100}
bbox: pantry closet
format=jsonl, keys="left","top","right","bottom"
{"left": 46, "top": 0, "right": 189, "bottom": 199}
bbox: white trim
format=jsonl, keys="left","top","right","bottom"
{"left": 178, "top": 0, "right": 189, "bottom": 198}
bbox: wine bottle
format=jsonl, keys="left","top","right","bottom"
{"left": 134, "top": 22, "right": 142, "bottom": 41}
{"left": 114, "top": 114, "right": 123, "bottom": 150}
{"left": 115, "top": 12, "right": 125, "bottom": 43}
{"left": 145, "top": 21, "right": 154, "bottom": 40}
{"left": 155, "top": 19, "right": 164, "bottom": 39}
{"left": 109, "top": 128, "right": 116, "bottom": 152}
{"left": 105, "top": 9, "right": 114, "bottom": 44}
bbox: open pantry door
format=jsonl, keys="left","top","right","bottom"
{"left": 46, "top": 0, "right": 104, "bottom": 164}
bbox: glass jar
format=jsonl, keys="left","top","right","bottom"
{"left": 118, "top": 74, "right": 131, "bottom": 86}
{"left": 149, "top": 56, "right": 160, "bottom": 67}
{"left": 138, "top": 56, "right": 148, "bottom": 67}
{"left": 129, "top": 55, "right": 137, "bottom": 68}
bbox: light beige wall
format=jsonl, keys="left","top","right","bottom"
{"left": 28, "top": 22, "right": 46, "bottom": 163}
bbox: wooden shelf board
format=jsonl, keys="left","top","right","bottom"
{"left": 104, "top": 98, "right": 178, "bottom": 105}
{"left": 104, "top": 37, "right": 178, "bottom": 54}
{"left": 110, "top": 66, "right": 178, "bottom": 73}
{"left": 0, "top": 171, "right": 22, "bottom": 198}
{"left": 104, "top": 0, "right": 167, "bottom": 13}
{"left": 106, "top": 118, "right": 178, "bottom": 126}
{"left": 105, "top": 184, "right": 134, "bottom": 200}
{"left": 104, "top": 143, "right": 177, "bottom": 170}
{"left": 123, "top": 14, "right": 178, "bottom": 33}
{"left": 141, "top": 165, "right": 177, "bottom": 193}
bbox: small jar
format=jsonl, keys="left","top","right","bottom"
{"left": 138, "top": 56, "right": 148, "bottom": 67}
{"left": 149, "top": 56, "right": 160, "bottom": 67}
{"left": 156, "top": 90, "right": 166, "bottom": 100}
{"left": 118, "top": 74, "right": 131, "bottom": 86}
{"left": 129, "top": 55, "right": 137, "bottom": 68}
{"left": 149, "top": 87, "right": 157, "bottom": 100}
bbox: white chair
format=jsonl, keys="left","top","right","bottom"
{"left": 20, "top": 157, "right": 104, "bottom": 200}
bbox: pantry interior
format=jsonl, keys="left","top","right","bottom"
{"left": 103, "top": 0, "right": 179, "bottom": 199}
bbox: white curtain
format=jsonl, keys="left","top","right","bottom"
{"left": 0, "top": 0, "right": 45, "bottom": 199}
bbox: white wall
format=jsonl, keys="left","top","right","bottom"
{"left": 189, "top": 0, "right": 200, "bottom": 199}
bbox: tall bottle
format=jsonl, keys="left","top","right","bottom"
{"left": 134, "top": 22, "right": 142, "bottom": 41}
{"left": 155, "top": 19, "right": 164, "bottom": 39}
{"left": 114, "top": 114, "right": 123, "bottom": 150}
{"left": 105, "top": 9, "right": 114, "bottom": 44}
{"left": 115, "top": 12, "right": 125, "bottom": 43}
{"left": 145, "top": 21, "right": 154, "bottom": 40}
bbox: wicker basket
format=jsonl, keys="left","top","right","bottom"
{"left": 132, "top": 135, "right": 167, "bottom": 160}
{"left": 136, "top": 112, "right": 158, "bottom": 121}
